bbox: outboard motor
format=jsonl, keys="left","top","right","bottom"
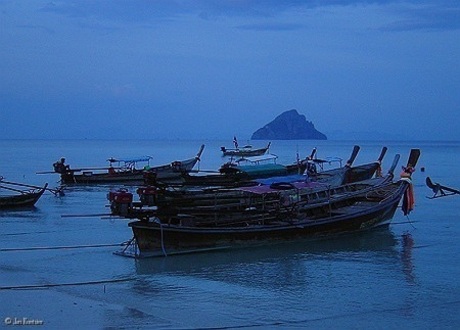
{"left": 136, "top": 186, "right": 157, "bottom": 206}
{"left": 107, "top": 188, "right": 133, "bottom": 216}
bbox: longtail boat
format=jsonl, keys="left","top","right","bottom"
{"left": 181, "top": 153, "right": 294, "bottom": 187}
{"left": 120, "top": 178, "right": 411, "bottom": 258}
{"left": 0, "top": 178, "right": 48, "bottom": 209}
{"left": 220, "top": 139, "right": 271, "bottom": 157}
{"left": 43, "top": 145, "right": 205, "bottom": 184}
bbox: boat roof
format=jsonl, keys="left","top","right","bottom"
{"left": 237, "top": 163, "right": 286, "bottom": 175}
{"left": 235, "top": 153, "right": 278, "bottom": 164}
{"left": 107, "top": 156, "right": 153, "bottom": 163}
{"left": 311, "top": 156, "right": 343, "bottom": 164}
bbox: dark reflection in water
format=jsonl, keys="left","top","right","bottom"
{"left": 133, "top": 227, "right": 401, "bottom": 288}
{"left": 117, "top": 227, "right": 415, "bottom": 329}
{"left": 0, "top": 208, "right": 44, "bottom": 218}
{"left": 401, "top": 231, "right": 416, "bottom": 284}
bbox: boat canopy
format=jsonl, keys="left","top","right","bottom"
{"left": 308, "top": 156, "right": 343, "bottom": 171}
{"left": 311, "top": 156, "right": 342, "bottom": 165}
{"left": 234, "top": 154, "right": 278, "bottom": 164}
{"left": 237, "top": 163, "right": 287, "bottom": 176}
{"left": 107, "top": 156, "right": 153, "bottom": 164}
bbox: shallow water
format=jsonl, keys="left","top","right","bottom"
{"left": 1, "top": 139, "right": 459, "bottom": 329}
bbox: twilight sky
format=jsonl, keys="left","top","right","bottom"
{"left": 1, "top": 1, "right": 459, "bottom": 140}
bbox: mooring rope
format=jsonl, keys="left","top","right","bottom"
{"left": 405, "top": 215, "right": 417, "bottom": 229}
{"left": 0, "top": 241, "right": 129, "bottom": 252}
{"left": 391, "top": 220, "right": 419, "bottom": 225}
{"left": 179, "top": 299, "right": 460, "bottom": 330}
{"left": 154, "top": 218, "right": 168, "bottom": 257}
{"left": 0, "top": 277, "right": 134, "bottom": 290}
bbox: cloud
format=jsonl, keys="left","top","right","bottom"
{"left": 39, "top": 1, "right": 194, "bottom": 21}
{"left": 37, "top": 1, "right": 460, "bottom": 32}
{"left": 1, "top": 0, "right": 459, "bottom": 140}
{"left": 381, "top": 5, "right": 460, "bottom": 31}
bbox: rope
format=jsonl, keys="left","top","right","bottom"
{"left": 391, "top": 220, "right": 419, "bottom": 225}
{"left": 0, "top": 241, "right": 129, "bottom": 252}
{"left": 0, "top": 277, "right": 134, "bottom": 290}
{"left": 180, "top": 300, "right": 460, "bottom": 330}
{"left": 405, "top": 215, "right": 417, "bottom": 229}
{"left": 153, "top": 218, "right": 168, "bottom": 257}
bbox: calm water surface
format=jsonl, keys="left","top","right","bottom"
{"left": 1, "top": 139, "right": 459, "bottom": 329}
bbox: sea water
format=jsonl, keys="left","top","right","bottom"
{"left": 1, "top": 139, "right": 459, "bottom": 329}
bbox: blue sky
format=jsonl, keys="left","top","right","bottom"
{"left": 1, "top": 0, "right": 459, "bottom": 140}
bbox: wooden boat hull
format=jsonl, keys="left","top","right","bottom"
{"left": 0, "top": 184, "right": 47, "bottom": 209}
{"left": 126, "top": 180, "right": 407, "bottom": 257}
{"left": 221, "top": 143, "right": 271, "bottom": 157}
{"left": 61, "top": 170, "right": 144, "bottom": 184}
{"left": 61, "top": 151, "right": 202, "bottom": 184}
{"left": 222, "top": 149, "right": 269, "bottom": 157}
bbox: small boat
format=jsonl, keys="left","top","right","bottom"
{"left": 183, "top": 153, "right": 292, "bottom": 187}
{"left": 113, "top": 149, "right": 420, "bottom": 258}
{"left": 220, "top": 138, "right": 271, "bottom": 157}
{"left": 0, "top": 178, "right": 48, "bottom": 209}
{"left": 46, "top": 145, "right": 205, "bottom": 184}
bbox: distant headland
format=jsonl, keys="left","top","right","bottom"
{"left": 251, "top": 109, "right": 327, "bottom": 140}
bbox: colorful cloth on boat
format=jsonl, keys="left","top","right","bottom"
{"left": 402, "top": 183, "right": 415, "bottom": 216}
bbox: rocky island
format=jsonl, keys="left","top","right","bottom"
{"left": 251, "top": 109, "right": 327, "bottom": 140}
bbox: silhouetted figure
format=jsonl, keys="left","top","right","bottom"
{"left": 53, "top": 158, "right": 70, "bottom": 173}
